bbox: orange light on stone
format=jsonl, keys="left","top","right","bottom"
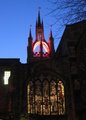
{"left": 33, "top": 41, "right": 50, "bottom": 54}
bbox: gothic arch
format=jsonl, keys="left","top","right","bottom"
{"left": 27, "top": 71, "right": 65, "bottom": 115}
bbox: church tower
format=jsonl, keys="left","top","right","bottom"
{"left": 27, "top": 11, "right": 55, "bottom": 63}
{"left": 27, "top": 11, "right": 65, "bottom": 120}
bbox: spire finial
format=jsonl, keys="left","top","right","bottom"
{"left": 50, "top": 24, "right": 52, "bottom": 31}
{"left": 38, "top": 6, "right": 41, "bottom": 11}
{"left": 30, "top": 24, "right": 32, "bottom": 28}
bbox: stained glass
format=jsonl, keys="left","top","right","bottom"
{"left": 35, "top": 80, "right": 42, "bottom": 114}
{"left": 43, "top": 80, "right": 50, "bottom": 115}
{"left": 27, "top": 79, "right": 65, "bottom": 115}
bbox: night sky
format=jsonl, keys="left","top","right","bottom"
{"left": 0, "top": 0, "right": 63, "bottom": 63}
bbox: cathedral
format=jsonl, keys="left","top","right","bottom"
{"left": 0, "top": 11, "right": 86, "bottom": 120}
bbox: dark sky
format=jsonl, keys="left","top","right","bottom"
{"left": 0, "top": 0, "right": 62, "bottom": 63}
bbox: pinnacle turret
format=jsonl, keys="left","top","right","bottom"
{"left": 37, "top": 10, "right": 41, "bottom": 26}
{"left": 49, "top": 29, "right": 53, "bottom": 39}
{"left": 29, "top": 28, "right": 32, "bottom": 39}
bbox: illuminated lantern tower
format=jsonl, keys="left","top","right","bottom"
{"left": 27, "top": 11, "right": 55, "bottom": 62}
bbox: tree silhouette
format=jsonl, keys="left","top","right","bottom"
{"left": 48, "top": 0, "right": 86, "bottom": 25}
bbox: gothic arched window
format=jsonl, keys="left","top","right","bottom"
{"left": 35, "top": 80, "right": 42, "bottom": 114}
{"left": 43, "top": 80, "right": 50, "bottom": 115}
{"left": 57, "top": 81, "right": 65, "bottom": 115}
{"left": 27, "top": 81, "right": 34, "bottom": 114}
{"left": 50, "top": 80, "right": 57, "bottom": 115}
{"left": 27, "top": 78, "right": 65, "bottom": 115}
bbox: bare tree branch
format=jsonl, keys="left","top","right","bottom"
{"left": 46, "top": 0, "right": 86, "bottom": 49}
{"left": 48, "top": 0, "right": 86, "bottom": 24}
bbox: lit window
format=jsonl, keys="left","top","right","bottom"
{"left": 27, "top": 79, "right": 65, "bottom": 115}
{"left": 3, "top": 71, "right": 11, "bottom": 85}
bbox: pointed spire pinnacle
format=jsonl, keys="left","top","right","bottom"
{"left": 38, "top": 7, "right": 41, "bottom": 26}
{"left": 49, "top": 25, "right": 53, "bottom": 38}
{"left": 42, "top": 19, "right": 44, "bottom": 27}
{"left": 50, "top": 30, "right": 52, "bottom": 38}
{"left": 36, "top": 20, "right": 37, "bottom": 27}
{"left": 29, "top": 25, "right": 32, "bottom": 39}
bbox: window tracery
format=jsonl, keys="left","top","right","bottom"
{"left": 27, "top": 78, "right": 65, "bottom": 115}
